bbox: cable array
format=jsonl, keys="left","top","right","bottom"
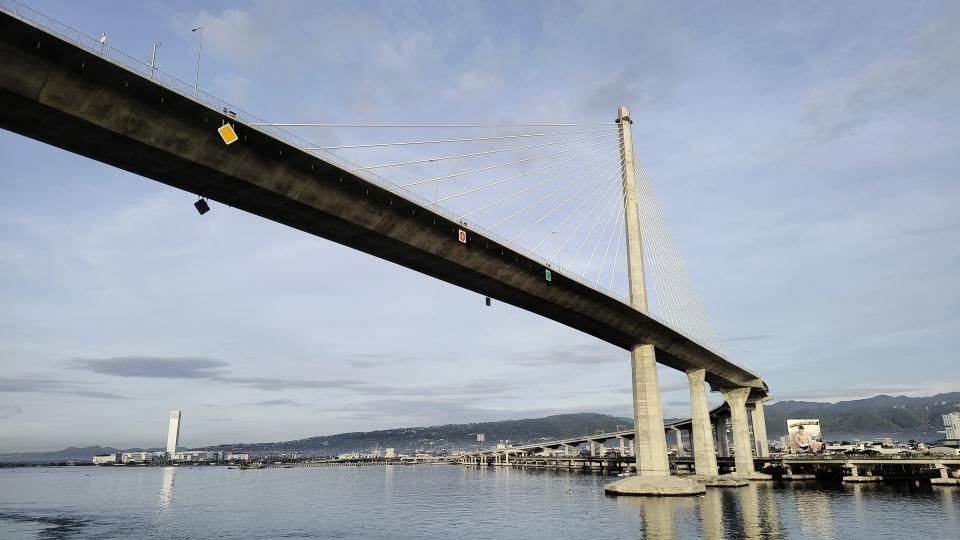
{"left": 276, "top": 120, "right": 720, "bottom": 354}
{"left": 629, "top": 144, "right": 723, "bottom": 354}
{"left": 284, "top": 121, "right": 629, "bottom": 294}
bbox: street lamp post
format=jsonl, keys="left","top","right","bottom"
{"left": 149, "top": 41, "right": 161, "bottom": 77}
{"left": 191, "top": 26, "right": 204, "bottom": 97}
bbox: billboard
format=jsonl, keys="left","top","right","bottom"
{"left": 786, "top": 419, "right": 823, "bottom": 453}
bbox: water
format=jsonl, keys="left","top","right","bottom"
{"left": 0, "top": 465, "right": 956, "bottom": 539}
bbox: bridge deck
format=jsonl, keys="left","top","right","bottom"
{"left": 0, "top": 10, "right": 766, "bottom": 396}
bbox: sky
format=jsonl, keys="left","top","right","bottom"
{"left": 1, "top": 0, "right": 958, "bottom": 453}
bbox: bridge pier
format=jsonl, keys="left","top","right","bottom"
{"left": 671, "top": 428, "right": 683, "bottom": 458}
{"left": 782, "top": 465, "right": 816, "bottom": 480}
{"left": 687, "top": 369, "right": 718, "bottom": 476}
{"left": 686, "top": 369, "right": 745, "bottom": 487}
{"left": 931, "top": 464, "right": 960, "bottom": 485}
{"left": 687, "top": 369, "right": 747, "bottom": 487}
{"left": 723, "top": 387, "right": 771, "bottom": 481}
{"left": 603, "top": 105, "right": 703, "bottom": 497}
{"left": 748, "top": 398, "right": 770, "bottom": 458}
{"left": 843, "top": 464, "right": 882, "bottom": 483}
{"left": 715, "top": 418, "right": 730, "bottom": 458}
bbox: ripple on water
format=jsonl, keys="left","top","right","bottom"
{"left": 1, "top": 466, "right": 958, "bottom": 539}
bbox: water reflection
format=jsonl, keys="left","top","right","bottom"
{"left": 757, "top": 482, "right": 783, "bottom": 540}
{"left": 158, "top": 467, "right": 176, "bottom": 515}
{"left": 637, "top": 497, "right": 676, "bottom": 540}
{"left": 740, "top": 482, "right": 762, "bottom": 539}
{"left": 794, "top": 486, "right": 836, "bottom": 540}
{"left": 615, "top": 494, "right": 696, "bottom": 539}
{"left": 933, "top": 486, "right": 956, "bottom": 531}
{"left": 700, "top": 488, "right": 724, "bottom": 540}
{"left": 384, "top": 463, "right": 394, "bottom": 498}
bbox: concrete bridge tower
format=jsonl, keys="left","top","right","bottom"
{"left": 604, "top": 107, "right": 704, "bottom": 496}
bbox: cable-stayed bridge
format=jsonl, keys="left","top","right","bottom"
{"left": 0, "top": 2, "right": 772, "bottom": 495}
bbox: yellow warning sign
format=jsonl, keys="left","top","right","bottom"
{"left": 218, "top": 123, "right": 238, "bottom": 145}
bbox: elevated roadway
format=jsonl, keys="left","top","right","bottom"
{"left": 469, "top": 403, "right": 731, "bottom": 457}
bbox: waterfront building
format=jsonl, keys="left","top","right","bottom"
{"left": 92, "top": 453, "right": 120, "bottom": 465}
{"left": 171, "top": 450, "right": 220, "bottom": 463}
{"left": 385, "top": 448, "right": 396, "bottom": 458}
{"left": 121, "top": 451, "right": 164, "bottom": 464}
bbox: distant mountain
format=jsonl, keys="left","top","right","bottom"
{"left": 5, "top": 393, "right": 958, "bottom": 463}
{"left": 206, "top": 413, "right": 634, "bottom": 457}
{"left": 765, "top": 392, "right": 960, "bottom": 442}
{"left": 0, "top": 445, "right": 121, "bottom": 464}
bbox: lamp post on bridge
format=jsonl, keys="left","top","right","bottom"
{"left": 191, "top": 26, "right": 204, "bottom": 98}
{"left": 148, "top": 41, "right": 161, "bottom": 78}
{"left": 603, "top": 106, "right": 704, "bottom": 496}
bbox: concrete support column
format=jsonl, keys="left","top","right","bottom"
{"left": 687, "top": 368, "right": 718, "bottom": 476}
{"left": 672, "top": 428, "right": 683, "bottom": 457}
{"left": 723, "top": 387, "right": 756, "bottom": 477}
{"left": 716, "top": 419, "right": 730, "bottom": 458}
{"left": 630, "top": 344, "right": 671, "bottom": 475}
{"left": 619, "top": 437, "right": 625, "bottom": 456}
{"left": 504, "top": 452, "right": 509, "bottom": 465}
{"left": 749, "top": 399, "right": 770, "bottom": 458}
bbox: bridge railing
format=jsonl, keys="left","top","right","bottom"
{"left": 1, "top": 0, "right": 745, "bottom": 361}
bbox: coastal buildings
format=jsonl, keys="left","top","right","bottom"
{"left": 92, "top": 453, "right": 119, "bottom": 465}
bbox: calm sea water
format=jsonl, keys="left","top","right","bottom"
{"left": 0, "top": 465, "right": 957, "bottom": 539}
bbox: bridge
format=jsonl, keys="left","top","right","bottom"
{"left": 465, "top": 403, "right": 734, "bottom": 462}
{"left": 1, "top": 2, "right": 773, "bottom": 495}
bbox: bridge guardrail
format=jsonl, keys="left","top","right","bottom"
{"left": 1, "top": 0, "right": 744, "bottom": 362}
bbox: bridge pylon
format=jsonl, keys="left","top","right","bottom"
{"left": 604, "top": 106, "right": 704, "bottom": 496}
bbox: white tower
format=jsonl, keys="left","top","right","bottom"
{"left": 166, "top": 410, "right": 181, "bottom": 454}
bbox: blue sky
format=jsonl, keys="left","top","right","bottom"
{"left": 1, "top": 0, "right": 958, "bottom": 452}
